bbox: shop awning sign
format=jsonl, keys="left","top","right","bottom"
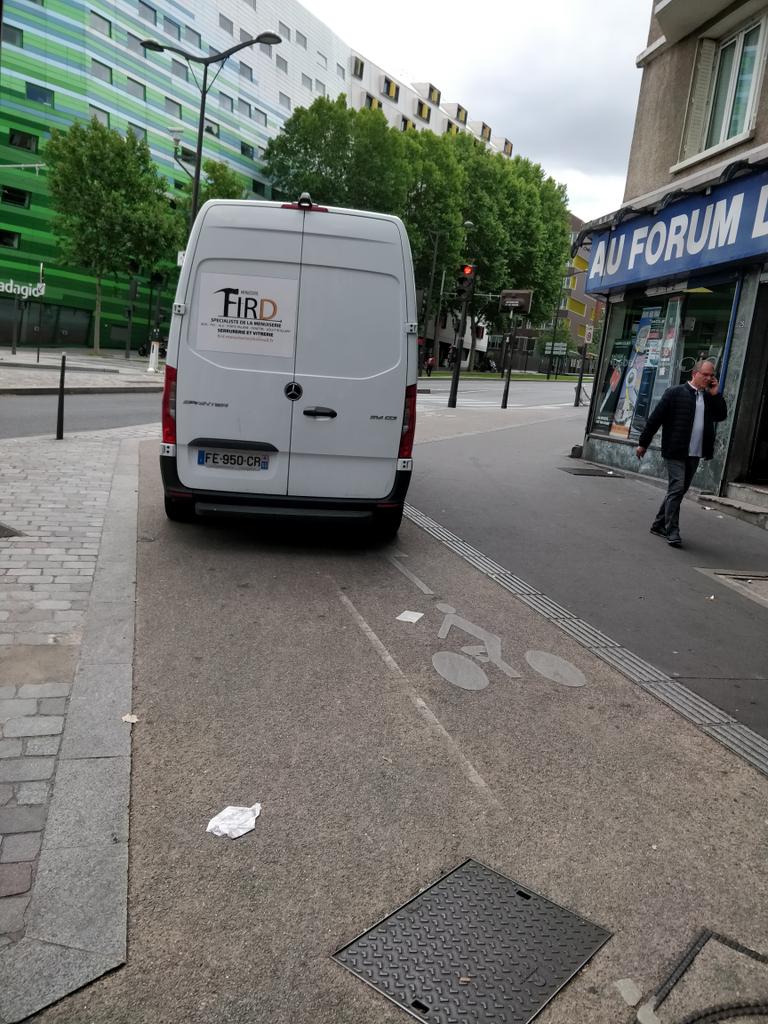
{"left": 586, "top": 168, "right": 768, "bottom": 294}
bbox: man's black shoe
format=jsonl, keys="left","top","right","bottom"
{"left": 650, "top": 525, "right": 667, "bottom": 538}
{"left": 667, "top": 536, "right": 683, "bottom": 548}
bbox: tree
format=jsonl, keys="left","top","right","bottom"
{"left": 264, "top": 95, "right": 353, "bottom": 205}
{"left": 175, "top": 157, "right": 249, "bottom": 229}
{"left": 45, "top": 119, "right": 177, "bottom": 351}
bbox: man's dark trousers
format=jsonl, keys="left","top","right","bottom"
{"left": 652, "top": 456, "right": 700, "bottom": 541}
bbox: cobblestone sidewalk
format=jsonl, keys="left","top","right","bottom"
{"left": 0, "top": 422, "right": 157, "bottom": 1021}
{"left": 0, "top": 348, "right": 163, "bottom": 393}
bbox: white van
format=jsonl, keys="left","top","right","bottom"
{"left": 160, "top": 195, "right": 417, "bottom": 539}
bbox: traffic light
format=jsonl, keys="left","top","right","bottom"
{"left": 456, "top": 263, "right": 476, "bottom": 301}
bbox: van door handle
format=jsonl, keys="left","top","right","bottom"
{"left": 303, "top": 407, "right": 337, "bottom": 418}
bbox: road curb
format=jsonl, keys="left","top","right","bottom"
{"left": 0, "top": 386, "right": 163, "bottom": 395}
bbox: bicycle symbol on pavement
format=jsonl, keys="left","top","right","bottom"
{"left": 432, "top": 603, "right": 585, "bottom": 691}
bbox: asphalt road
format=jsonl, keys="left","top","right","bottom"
{"left": 0, "top": 391, "right": 162, "bottom": 438}
{"left": 29, "top": 440, "right": 768, "bottom": 1024}
{"left": 410, "top": 390, "right": 768, "bottom": 737}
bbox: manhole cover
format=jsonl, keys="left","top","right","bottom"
{"left": 333, "top": 859, "right": 611, "bottom": 1023}
{"left": 559, "top": 467, "right": 624, "bottom": 477}
{"left": 0, "top": 522, "right": 22, "bottom": 538}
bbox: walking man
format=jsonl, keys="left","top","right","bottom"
{"left": 636, "top": 359, "right": 727, "bottom": 548}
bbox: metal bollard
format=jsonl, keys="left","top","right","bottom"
{"left": 56, "top": 354, "right": 66, "bottom": 439}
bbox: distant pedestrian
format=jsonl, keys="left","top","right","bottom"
{"left": 425, "top": 354, "right": 435, "bottom": 377}
{"left": 636, "top": 359, "right": 727, "bottom": 548}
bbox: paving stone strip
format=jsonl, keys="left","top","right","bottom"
{"left": 0, "top": 423, "right": 155, "bottom": 1021}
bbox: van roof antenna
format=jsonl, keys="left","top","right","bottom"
{"left": 297, "top": 192, "right": 313, "bottom": 209}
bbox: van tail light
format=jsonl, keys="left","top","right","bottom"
{"left": 162, "top": 364, "right": 177, "bottom": 444}
{"left": 399, "top": 384, "right": 417, "bottom": 458}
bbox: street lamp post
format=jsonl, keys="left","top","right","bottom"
{"left": 141, "top": 30, "right": 281, "bottom": 234}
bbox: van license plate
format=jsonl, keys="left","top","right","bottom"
{"left": 197, "top": 449, "right": 270, "bottom": 470}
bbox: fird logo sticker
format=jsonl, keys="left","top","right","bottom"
{"left": 197, "top": 273, "right": 298, "bottom": 356}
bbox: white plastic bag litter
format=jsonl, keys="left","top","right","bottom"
{"left": 206, "top": 803, "right": 262, "bottom": 839}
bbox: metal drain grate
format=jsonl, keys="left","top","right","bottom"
{"left": 558, "top": 467, "right": 625, "bottom": 477}
{"left": 333, "top": 859, "right": 611, "bottom": 1023}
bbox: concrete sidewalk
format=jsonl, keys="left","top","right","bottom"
{"left": 0, "top": 420, "right": 767, "bottom": 1023}
{"left": 0, "top": 348, "right": 163, "bottom": 394}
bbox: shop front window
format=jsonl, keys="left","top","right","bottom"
{"left": 591, "top": 279, "right": 736, "bottom": 442}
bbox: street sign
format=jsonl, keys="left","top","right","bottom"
{"left": 584, "top": 324, "right": 594, "bottom": 345}
{"left": 544, "top": 342, "right": 567, "bottom": 354}
{"left": 499, "top": 289, "right": 533, "bottom": 314}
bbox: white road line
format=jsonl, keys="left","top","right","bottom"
{"left": 338, "top": 591, "right": 502, "bottom": 810}
{"left": 387, "top": 554, "right": 434, "bottom": 595}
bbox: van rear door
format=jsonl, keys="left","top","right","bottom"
{"left": 175, "top": 204, "right": 302, "bottom": 496}
{"left": 287, "top": 212, "right": 409, "bottom": 499}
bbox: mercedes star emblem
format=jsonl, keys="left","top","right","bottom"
{"left": 284, "top": 382, "right": 303, "bottom": 401}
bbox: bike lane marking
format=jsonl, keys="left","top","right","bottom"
{"left": 338, "top": 591, "right": 503, "bottom": 812}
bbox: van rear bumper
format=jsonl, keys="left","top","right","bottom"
{"left": 160, "top": 455, "right": 411, "bottom": 518}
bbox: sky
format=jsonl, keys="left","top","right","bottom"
{"left": 300, "top": 0, "right": 653, "bottom": 222}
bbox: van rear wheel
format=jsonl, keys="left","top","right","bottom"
{"left": 164, "top": 496, "right": 195, "bottom": 522}
{"left": 371, "top": 505, "right": 403, "bottom": 543}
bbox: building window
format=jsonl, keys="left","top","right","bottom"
{"left": 9, "top": 129, "right": 38, "bottom": 151}
{"left": 302, "top": 73, "right": 312, "bottom": 90}
{"left": 352, "top": 56, "right": 364, "bottom": 78}
{"left": 219, "top": 92, "right": 233, "bottom": 111}
{"left": 91, "top": 58, "right": 112, "bottom": 83}
{"left": 365, "top": 94, "right": 381, "bottom": 110}
{"left": 128, "top": 123, "right": 147, "bottom": 140}
{"left": 416, "top": 100, "right": 430, "bottom": 122}
{"left": 2, "top": 23, "right": 23, "bottom": 45}
{"left": 241, "top": 141, "right": 254, "bottom": 159}
{"left": 260, "top": 41, "right": 272, "bottom": 57}
{"left": 253, "top": 107, "right": 267, "bottom": 126}
{"left": 445, "top": 122, "right": 459, "bottom": 136}
{"left": 252, "top": 180, "right": 266, "bottom": 195}
{"left": 455, "top": 105, "right": 468, "bottom": 124}
{"left": 164, "top": 16, "right": 180, "bottom": 39}
{"left": 174, "top": 179, "right": 186, "bottom": 190}
{"left": 171, "top": 59, "right": 187, "bottom": 81}
{"left": 317, "top": 51, "right": 327, "bottom": 69}
{"left": 184, "top": 25, "right": 201, "bottom": 48}
{"left": 279, "top": 92, "right": 291, "bottom": 110}
{"left": 278, "top": 21, "right": 290, "bottom": 41}
{"left": 680, "top": 19, "right": 766, "bottom": 163}
{"left": 165, "top": 97, "right": 181, "bottom": 118}
{"left": 238, "top": 98, "right": 251, "bottom": 117}
{"left": 1, "top": 185, "right": 31, "bottom": 208}
{"left": 126, "top": 32, "right": 143, "bottom": 54}
{"left": 337, "top": 63, "right": 345, "bottom": 80}
{"left": 204, "top": 118, "right": 219, "bottom": 137}
{"left": 0, "top": 231, "right": 21, "bottom": 249}
{"left": 276, "top": 55, "right": 287, "bottom": 73}
{"left": 503, "top": 139, "right": 513, "bottom": 157}
{"left": 315, "top": 80, "right": 325, "bottom": 96}
{"left": 89, "top": 105, "right": 109, "bottom": 125}
{"left": 26, "top": 83, "right": 54, "bottom": 106}
{"left": 383, "top": 77, "right": 399, "bottom": 101}
{"left": 480, "top": 122, "right": 491, "bottom": 142}
{"left": 219, "top": 14, "right": 233, "bottom": 35}
{"left": 296, "top": 30, "right": 307, "bottom": 49}
{"left": 257, "top": 146, "right": 266, "bottom": 159}
{"left": 126, "top": 77, "right": 145, "bottom": 100}
{"left": 138, "top": 1, "right": 155, "bottom": 25}
{"left": 240, "top": 62, "right": 253, "bottom": 81}
{"left": 180, "top": 145, "right": 196, "bottom": 162}
{"left": 401, "top": 116, "right": 415, "bottom": 131}
{"left": 428, "top": 84, "right": 441, "bottom": 104}
{"left": 89, "top": 10, "right": 111, "bottom": 36}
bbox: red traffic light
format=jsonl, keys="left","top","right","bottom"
{"left": 460, "top": 264, "right": 475, "bottom": 277}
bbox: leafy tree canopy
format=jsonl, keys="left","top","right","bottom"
{"left": 45, "top": 118, "right": 177, "bottom": 349}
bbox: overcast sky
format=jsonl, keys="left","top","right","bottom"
{"left": 300, "top": 0, "right": 652, "bottom": 222}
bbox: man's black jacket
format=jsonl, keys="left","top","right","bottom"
{"left": 637, "top": 382, "right": 727, "bottom": 460}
